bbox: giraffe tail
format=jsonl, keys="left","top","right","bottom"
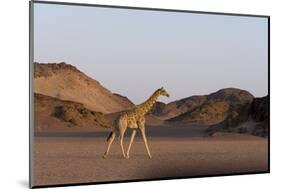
{"left": 106, "top": 116, "right": 121, "bottom": 141}
{"left": 106, "top": 132, "right": 113, "bottom": 141}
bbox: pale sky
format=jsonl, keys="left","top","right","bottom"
{"left": 33, "top": 3, "right": 268, "bottom": 104}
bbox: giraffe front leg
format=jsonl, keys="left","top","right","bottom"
{"left": 126, "top": 129, "right": 136, "bottom": 159}
{"left": 119, "top": 128, "right": 128, "bottom": 159}
{"left": 140, "top": 127, "right": 152, "bottom": 159}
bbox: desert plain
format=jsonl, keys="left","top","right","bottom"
{"left": 33, "top": 125, "right": 268, "bottom": 186}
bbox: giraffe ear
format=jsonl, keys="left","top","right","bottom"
{"left": 161, "top": 87, "right": 164, "bottom": 90}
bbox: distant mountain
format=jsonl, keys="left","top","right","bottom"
{"left": 207, "top": 88, "right": 254, "bottom": 103}
{"left": 151, "top": 96, "right": 207, "bottom": 120}
{"left": 207, "top": 95, "right": 269, "bottom": 137}
{"left": 165, "top": 88, "right": 254, "bottom": 125}
{"left": 34, "top": 62, "right": 134, "bottom": 113}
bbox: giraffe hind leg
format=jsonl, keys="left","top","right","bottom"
{"left": 103, "top": 131, "right": 116, "bottom": 158}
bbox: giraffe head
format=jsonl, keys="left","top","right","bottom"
{"left": 157, "top": 87, "right": 170, "bottom": 97}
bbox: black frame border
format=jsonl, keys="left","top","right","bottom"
{"left": 29, "top": 1, "right": 270, "bottom": 188}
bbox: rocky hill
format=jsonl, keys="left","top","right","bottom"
{"left": 34, "top": 62, "right": 134, "bottom": 113}
{"left": 165, "top": 88, "right": 254, "bottom": 125}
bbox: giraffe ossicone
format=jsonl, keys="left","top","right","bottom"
{"left": 103, "top": 87, "right": 170, "bottom": 159}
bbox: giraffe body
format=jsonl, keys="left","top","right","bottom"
{"left": 103, "top": 87, "right": 170, "bottom": 159}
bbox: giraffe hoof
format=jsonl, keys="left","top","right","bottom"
{"left": 149, "top": 155, "right": 152, "bottom": 159}
{"left": 102, "top": 154, "right": 107, "bottom": 159}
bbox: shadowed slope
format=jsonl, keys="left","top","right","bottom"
{"left": 34, "top": 93, "right": 111, "bottom": 132}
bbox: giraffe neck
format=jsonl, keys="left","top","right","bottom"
{"left": 135, "top": 91, "right": 160, "bottom": 116}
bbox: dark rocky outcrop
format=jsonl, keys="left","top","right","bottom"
{"left": 207, "top": 95, "right": 269, "bottom": 137}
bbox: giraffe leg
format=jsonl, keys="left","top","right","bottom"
{"left": 119, "top": 127, "right": 127, "bottom": 159}
{"left": 140, "top": 127, "right": 152, "bottom": 159}
{"left": 126, "top": 129, "right": 136, "bottom": 159}
{"left": 103, "top": 132, "right": 116, "bottom": 158}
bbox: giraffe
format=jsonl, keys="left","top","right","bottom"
{"left": 102, "top": 87, "right": 170, "bottom": 159}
